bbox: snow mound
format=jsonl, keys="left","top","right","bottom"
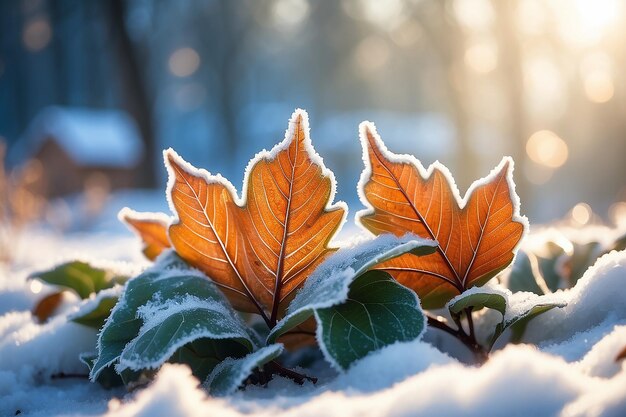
{"left": 524, "top": 250, "right": 626, "bottom": 345}
{"left": 100, "top": 344, "right": 626, "bottom": 417}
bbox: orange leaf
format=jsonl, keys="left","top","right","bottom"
{"left": 119, "top": 208, "right": 171, "bottom": 261}
{"left": 166, "top": 110, "right": 346, "bottom": 325}
{"left": 357, "top": 123, "right": 527, "bottom": 309}
{"left": 33, "top": 291, "right": 64, "bottom": 323}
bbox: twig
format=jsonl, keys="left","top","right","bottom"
{"left": 265, "top": 361, "right": 317, "bottom": 385}
{"left": 426, "top": 314, "right": 488, "bottom": 363}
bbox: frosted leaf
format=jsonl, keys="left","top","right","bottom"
{"left": 90, "top": 251, "right": 255, "bottom": 381}
{"left": 269, "top": 234, "right": 435, "bottom": 370}
{"left": 204, "top": 344, "right": 284, "bottom": 396}
{"left": 268, "top": 234, "right": 435, "bottom": 343}
{"left": 117, "top": 295, "right": 254, "bottom": 373}
{"left": 68, "top": 285, "right": 123, "bottom": 328}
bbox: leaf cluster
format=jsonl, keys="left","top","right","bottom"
{"left": 29, "top": 109, "right": 572, "bottom": 394}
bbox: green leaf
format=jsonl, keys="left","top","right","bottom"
{"left": 507, "top": 303, "right": 565, "bottom": 343}
{"left": 171, "top": 339, "right": 250, "bottom": 382}
{"left": 447, "top": 289, "right": 507, "bottom": 317}
{"left": 90, "top": 251, "right": 255, "bottom": 381}
{"left": 490, "top": 299, "right": 566, "bottom": 348}
{"left": 268, "top": 234, "right": 436, "bottom": 345}
{"left": 69, "top": 287, "right": 122, "bottom": 328}
{"left": 29, "top": 261, "right": 128, "bottom": 299}
{"left": 116, "top": 295, "right": 254, "bottom": 374}
{"left": 315, "top": 270, "right": 426, "bottom": 370}
{"left": 567, "top": 241, "right": 602, "bottom": 285}
{"left": 204, "top": 344, "right": 284, "bottom": 396}
{"left": 80, "top": 352, "right": 123, "bottom": 389}
{"left": 506, "top": 251, "right": 545, "bottom": 295}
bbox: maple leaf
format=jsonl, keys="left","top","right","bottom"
{"left": 119, "top": 208, "right": 171, "bottom": 261}
{"left": 357, "top": 123, "right": 527, "bottom": 309}
{"left": 166, "top": 110, "right": 346, "bottom": 326}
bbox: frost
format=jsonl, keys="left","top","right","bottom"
{"left": 205, "top": 344, "right": 284, "bottom": 396}
{"left": 355, "top": 121, "right": 529, "bottom": 249}
{"left": 288, "top": 234, "right": 435, "bottom": 314}
{"left": 68, "top": 285, "right": 123, "bottom": 322}
{"left": 164, "top": 109, "right": 348, "bottom": 244}
{"left": 117, "top": 294, "right": 254, "bottom": 372}
{"left": 268, "top": 234, "right": 436, "bottom": 344}
{"left": 1, "top": 237, "right": 626, "bottom": 416}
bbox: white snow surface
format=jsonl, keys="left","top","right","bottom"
{"left": 1, "top": 227, "right": 626, "bottom": 416}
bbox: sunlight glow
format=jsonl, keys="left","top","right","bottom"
{"left": 168, "top": 47, "right": 200, "bottom": 78}
{"left": 554, "top": 0, "right": 621, "bottom": 47}
{"left": 526, "top": 130, "right": 569, "bottom": 168}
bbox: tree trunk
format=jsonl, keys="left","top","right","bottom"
{"left": 105, "top": 0, "right": 156, "bottom": 187}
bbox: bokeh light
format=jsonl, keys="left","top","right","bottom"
{"left": 464, "top": 39, "right": 498, "bottom": 74}
{"left": 571, "top": 202, "right": 592, "bottom": 225}
{"left": 29, "top": 280, "right": 42, "bottom": 294}
{"left": 22, "top": 16, "right": 52, "bottom": 52}
{"left": 526, "top": 130, "right": 569, "bottom": 169}
{"left": 352, "top": 35, "right": 389, "bottom": 75}
{"left": 583, "top": 70, "right": 614, "bottom": 103}
{"left": 168, "top": 47, "right": 200, "bottom": 78}
{"left": 271, "top": 0, "right": 310, "bottom": 30}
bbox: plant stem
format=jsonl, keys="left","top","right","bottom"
{"left": 264, "top": 361, "right": 317, "bottom": 385}
{"left": 426, "top": 314, "right": 487, "bottom": 363}
{"left": 465, "top": 307, "right": 477, "bottom": 341}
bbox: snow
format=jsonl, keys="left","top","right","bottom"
{"left": 523, "top": 250, "right": 626, "bottom": 345}
{"left": 10, "top": 106, "right": 144, "bottom": 168}
{"left": 1, "top": 218, "right": 626, "bottom": 416}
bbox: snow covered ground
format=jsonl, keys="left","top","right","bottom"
{"left": 1, "top": 222, "right": 626, "bottom": 416}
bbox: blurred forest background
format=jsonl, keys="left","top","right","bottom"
{"left": 1, "top": 0, "right": 625, "bottom": 233}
